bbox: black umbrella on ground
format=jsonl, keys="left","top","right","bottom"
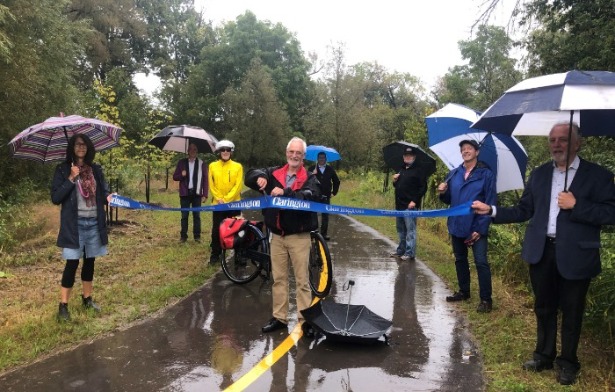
{"left": 301, "top": 281, "right": 392, "bottom": 344}
{"left": 382, "top": 141, "right": 437, "bottom": 177}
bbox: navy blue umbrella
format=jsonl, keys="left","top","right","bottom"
{"left": 471, "top": 70, "right": 615, "bottom": 136}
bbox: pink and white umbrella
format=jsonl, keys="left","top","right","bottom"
{"left": 8, "top": 114, "right": 123, "bottom": 163}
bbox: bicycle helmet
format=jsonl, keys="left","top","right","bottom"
{"left": 215, "top": 139, "right": 235, "bottom": 153}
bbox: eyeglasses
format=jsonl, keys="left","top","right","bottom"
{"left": 75, "top": 143, "right": 87, "bottom": 149}
{"left": 219, "top": 148, "right": 232, "bottom": 153}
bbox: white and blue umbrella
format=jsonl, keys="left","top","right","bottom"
{"left": 471, "top": 70, "right": 615, "bottom": 136}
{"left": 426, "top": 103, "right": 528, "bottom": 193}
{"left": 305, "top": 145, "right": 341, "bottom": 162}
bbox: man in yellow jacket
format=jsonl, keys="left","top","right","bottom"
{"left": 208, "top": 140, "right": 244, "bottom": 265}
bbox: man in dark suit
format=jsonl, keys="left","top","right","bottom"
{"left": 308, "top": 152, "right": 340, "bottom": 240}
{"left": 472, "top": 122, "right": 615, "bottom": 385}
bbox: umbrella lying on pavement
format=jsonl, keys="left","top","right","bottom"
{"left": 382, "top": 141, "right": 436, "bottom": 177}
{"left": 305, "top": 145, "right": 341, "bottom": 162}
{"left": 301, "top": 281, "right": 392, "bottom": 344}
{"left": 149, "top": 125, "right": 218, "bottom": 154}
{"left": 8, "top": 114, "right": 123, "bottom": 163}
{"left": 426, "top": 103, "right": 527, "bottom": 193}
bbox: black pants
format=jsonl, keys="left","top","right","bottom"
{"left": 180, "top": 194, "right": 202, "bottom": 239}
{"left": 210, "top": 209, "right": 241, "bottom": 257}
{"left": 320, "top": 196, "right": 330, "bottom": 236}
{"left": 530, "top": 238, "right": 591, "bottom": 371}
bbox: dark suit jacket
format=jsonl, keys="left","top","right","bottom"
{"left": 307, "top": 164, "right": 340, "bottom": 197}
{"left": 494, "top": 158, "right": 615, "bottom": 280}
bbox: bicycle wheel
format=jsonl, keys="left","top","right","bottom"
{"left": 221, "top": 223, "right": 269, "bottom": 284}
{"left": 308, "top": 231, "right": 333, "bottom": 298}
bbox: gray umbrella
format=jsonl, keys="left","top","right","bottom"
{"left": 148, "top": 125, "right": 218, "bottom": 154}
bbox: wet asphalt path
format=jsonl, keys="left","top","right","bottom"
{"left": 0, "top": 213, "right": 483, "bottom": 391}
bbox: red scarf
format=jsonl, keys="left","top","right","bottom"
{"left": 77, "top": 164, "right": 97, "bottom": 207}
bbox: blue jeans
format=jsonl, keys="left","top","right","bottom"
{"left": 395, "top": 215, "right": 416, "bottom": 257}
{"left": 451, "top": 235, "right": 492, "bottom": 301}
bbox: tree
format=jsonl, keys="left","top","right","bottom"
{"left": 520, "top": 0, "right": 615, "bottom": 75}
{"left": 435, "top": 25, "right": 522, "bottom": 111}
{"left": 304, "top": 45, "right": 430, "bottom": 170}
{"left": 169, "top": 11, "right": 313, "bottom": 137}
{"left": 0, "top": 0, "right": 90, "bottom": 190}
{"left": 220, "top": 58, "right": 291, "bottom": 168}
{"left": 0, "top": 4, "right": 13, "bottom": 61}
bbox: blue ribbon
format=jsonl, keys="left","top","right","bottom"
{"left": 110, "top": 195, "right": 471, "bottom": 218}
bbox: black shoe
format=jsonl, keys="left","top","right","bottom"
{"left": 57, "top": 302, "right": 70, "bottom": 322}
{"left": 446, "top": 291, "right": 470, "bottom": 302}
{"left": 522, "top": 358, "right": 554, "bottom": 372}
{"left": 180, "top": 237, "right": 187, "bottom": 243}
{"left": 209, "top": 254, "right": 220, "bottom": 265}
{"left": 476, "top": 300, "right": 493, "bottom": 313}
{"left": 82, "top": 295, "right": 101, "bottom": 312}
{"left": 557, "top": 367, "right": 578, "bottom": 385}
{"left": 262, "top": 317, "right": 287, "bottom": 333}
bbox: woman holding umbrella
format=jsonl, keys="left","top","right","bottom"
{"left": 51, "top": 134, "right": 113, "bottom": 322}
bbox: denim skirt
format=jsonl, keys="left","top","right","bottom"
{"left": 62, "top": 217, "right": 108, "bottom": 259}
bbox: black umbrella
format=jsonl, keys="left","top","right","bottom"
{"left": 301, "top": 282, "right": 392, "bottom": 344}
{"left": 382, "top": 141, "right": 436, "bottom": 177}
{"left": 148, "top": 125, "right": 218, "bottom": 154}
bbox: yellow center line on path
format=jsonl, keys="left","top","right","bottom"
{"left": 224, "top": 297, "right": 321, "bottom": 392}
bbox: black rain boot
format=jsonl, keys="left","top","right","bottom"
{"left": 57, "top": 302, "right": 71, "bottom": 322}
{"left": 82, "top": 295, "right": 101, "bottom": 312}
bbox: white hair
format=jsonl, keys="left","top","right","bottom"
{"left": 286, "top": 137, "right": 306, "bottom": 153}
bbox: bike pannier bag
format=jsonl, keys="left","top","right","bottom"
{"left": 219, "top": 217, "right": 249, "bottom": 249}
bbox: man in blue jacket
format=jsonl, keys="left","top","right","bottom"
{"left": 472, "top": 123, "right": 615, "bottom": 385}
{"left": 437, "top": 139, "right": 496, "bottom": 313}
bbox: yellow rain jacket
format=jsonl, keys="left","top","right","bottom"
{"left": 208, "top": 159, "right": 243, "bottom": 204}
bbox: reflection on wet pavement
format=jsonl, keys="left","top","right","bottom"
{"left": 0, "top": 213, "right": 483, "bottom": 392}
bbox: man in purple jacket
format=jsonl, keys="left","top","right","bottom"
{"left": 172, "top": 143, "right": 208, "bottom": 243}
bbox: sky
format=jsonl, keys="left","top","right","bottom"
{"left": 136, "top": 0, "right": 517, "bottom": 95}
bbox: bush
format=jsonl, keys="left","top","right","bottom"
{"left": 0, "top": 179, "right": 45, "bottom": 252}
